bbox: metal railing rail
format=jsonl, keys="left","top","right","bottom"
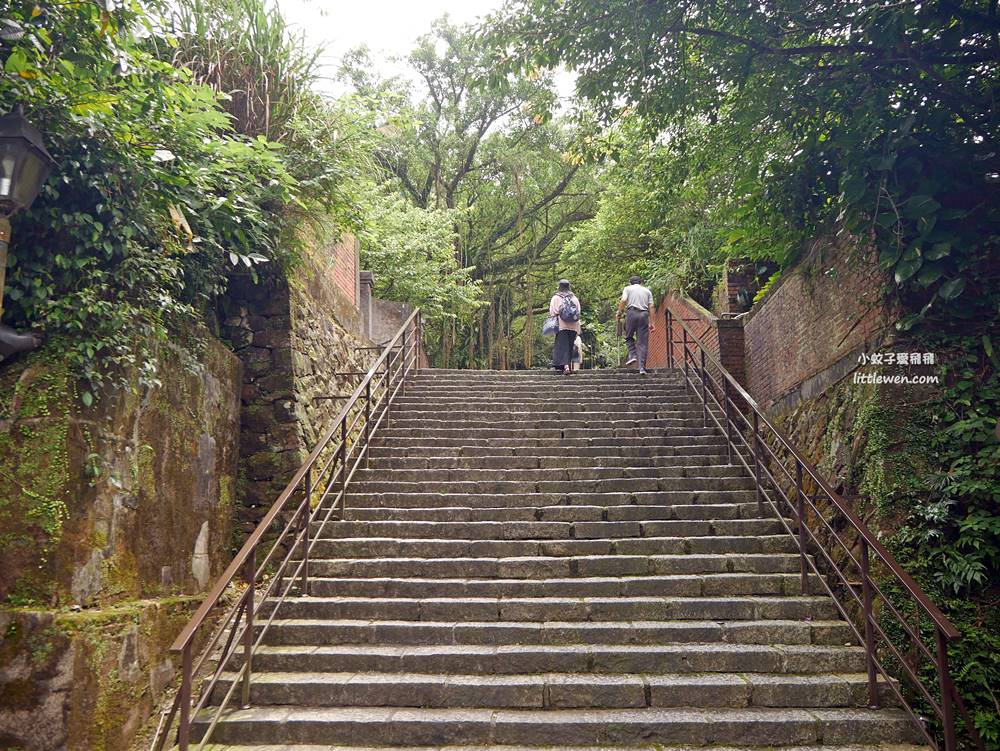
{"left": 664, "top": 308, "right": 984, "bottom": 751}
{"left": 151, "top": 309, "right": 423, "bottom": 751}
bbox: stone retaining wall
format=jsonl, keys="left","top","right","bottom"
{"left": 220, "top": 240, "right": 373, "bottom": 535}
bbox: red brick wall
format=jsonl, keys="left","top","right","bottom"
{"left": 328, "top": 235, "right": 358, "bottom": 307}
{"left": 743, "top": 238, "right": 890, "bottom": 407}
{"left": 648, "top": 294, "right": 744, "bottom": 385}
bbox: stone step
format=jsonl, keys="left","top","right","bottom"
{"left": 368, "top": 454, "right": 733, "bottom": 470}
{"left": 367, "top": 444, "right": 731, "bottom": 459}
{"left": 377, "top": 427, "right": 721, "bottom": 440}
{"left": 262, "top": 595, "right": 839, "bottom": 622}
{"left": 307, "top": 534, "right": 799, "bottom": 559}
{"left": 314, "top": 519, "right": 786, "bottom": 541}
{"left": 193, "top": 705, "right": 919, "bottom": 746}
{"left": 392, "top": 401, "right": 702, "bottom": 414}
{"left": 413, "top": 368, "right": 681, "bottom": 376}
{"left": 300, "top": 572, "right": 822, "bottom": 598}
{"left": 258, "top": 617, "right": 853, "bottom": 647}
{"left": 371, "top": 434, "right": 728, "bottom": 449}
{"left": 349, "top": 477, "right": 756, "bottom": 495}
{"left": 353, "top": 466, "right": 747, "bottom": 483}
{"left": 404, "top": 386, "right": 686, "bottom": 394}
{"left": 413, "top": 367, "right": 683, "bottom": 383}
{"left": 387, "top": 418, "right": 711, "bottom": 431}
{"left": 232, "top": 642, "right": 866, "bottom": 675}
{"left": 406, "top": 380, "right": 684, "bottom": 391}
{"left": 211, "top": 671, "right": 888, "bottom": 709}
{"left": 306, "top": 553, "right": 812, "bottom": 579}
{"left": 344, "top": 501, "right": 767, "bottom": 522}
{"left": 194, "top": 744, "right": 926, "bottom": 751}
{"left": 348, "top": 490, "right": 758, "bottom": 509}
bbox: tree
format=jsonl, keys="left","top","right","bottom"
{"left": 487, "top": 0, "right": 1000, "bottom": 334}
{"left": 342, "top": 19, "right": 596, "bottom": 368}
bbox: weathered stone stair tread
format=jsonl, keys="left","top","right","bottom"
{"left": 344, "top": 502, "right": 769, "bottom": 522}
{"left": 368, "top": 444, "right": 730, "bottom": 457}
{"left": 307, "top": 535, "right": 801, "bottom": 558}
{"left": 213, "top": 670, "right": 888, "bottom": 708}
{"left": 352, "top": 466, "right": 748, "bottom": 480}
{"left": 234, "top": 642, "right": 865, "bottom": 675}
{"left": 370, "top": 436, "right": 729, "bottom": 448}
{"left": 350, "top": 479, "right": 757, "bottom": 494}
{"left": 262, "top": 595, "right": 840, "bottom": 621}
{"left": 301, "top": 572, "right": 819, "bottom": 595}
{"left": 194, "top": 706, "right": 920, "bottom": 745}
{"left": 348, "top": 490, "right": 758, "bottom": 508}
{"left": 314, "top": 519, "right": 784, "bottom": 540}
{"left": 200, "top": 744, "right": 926, "bottom": 751}
{"left": 259, "top": 618, "right": 853, "bottom": 646}
{"left": 307, "top": 553, "right": 813, "bottom": 577}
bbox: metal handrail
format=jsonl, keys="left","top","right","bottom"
{"left": 151, "top": 309, "right": 423, "bottom": 751}
{"left": 664, "top": 307, "right": 984, "bottom": 751}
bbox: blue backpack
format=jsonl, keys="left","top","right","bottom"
{"left": 557, "top": 293, "right": 580, "bottom": 323}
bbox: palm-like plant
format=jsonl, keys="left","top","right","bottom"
{"left": 166, "top": 0, "right": 321, "bottom": 143}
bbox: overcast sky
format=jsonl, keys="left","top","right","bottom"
{"left": 274, "top": 0, "right": 575, "bottom": 100}
{"left": 275, "top": 0, "right": 504, "bottom": 93}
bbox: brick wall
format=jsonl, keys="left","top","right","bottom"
{"left": 328, "top": 235, "right": 359, "bottom": 307}
{"left": 648, "top": 294, "right": 745, "bottom": 386}
{"left": 743, "top": 236, "right": 891, "bottom": 411}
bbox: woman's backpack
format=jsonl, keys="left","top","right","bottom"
{"left": 557, "top": 293, "right": 580, "bottom": 323}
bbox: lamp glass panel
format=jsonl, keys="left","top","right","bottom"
{"left": 13, "top": 149, "right": 48, "bottom": 208}
{"left": 0, "top": 143, "right": 16, "bottom": 200}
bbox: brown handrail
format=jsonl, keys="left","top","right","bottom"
{"left": 664, "top": 307, "right": 983, "bottom": 751}
{"left": 151, "top": 309, "right": 423, "bottom": 751}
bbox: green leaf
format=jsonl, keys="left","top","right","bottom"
{"left": 916, "top": 263, "right": 944, "bottom": 287}
{"left": 81, "top": 391, "right": 94, "bottom": 408}
{"left": 839, "top": 173, "right": 867, "bottom": 205}
{"left": 925, "top": 242, "right": 951, "bottom": 261}
{"left": 4, "top": 48, "right": 29, "bottom": 75}
{"left": 879, "top": 246, "right": 902, "bottom": 268}
{"left": 894, "top": 255, "right": 923, "bottom": 284}
{"left": 904, "top": 194, "right": 941, "bottom": 219}
{"left": 938, "top": 277, "right": 966, "bottom": 300}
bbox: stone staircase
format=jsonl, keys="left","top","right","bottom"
{"left": 199, "top": 369, "right": 923, "bottom": 750}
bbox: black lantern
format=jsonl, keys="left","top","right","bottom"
{"left": 0, "top": 105, "right": 56, "bottom": 216}
{"left": 0, "top": 105, "right": 54, "bottom": 359}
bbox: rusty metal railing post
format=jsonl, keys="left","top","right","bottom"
{"left": 241, "top": 548, "right": 255, "bottom": 709}
{"left": 401, "top": 328, "right": 408, "bottom": 394}
{"left": 795, "top": 460, "right": 809, "bottom": 595}
{"left": 936, "top": 628, "right": 958, "bottom": 751}
{"left": 682, "top": 328, "right": 689, "bottom": 391}
{"left": 300, "top": 468, "right": 311, "bottom": 595}
{"left": 752, "top": 411, "right": 763, "bottom": 516}
{"left": 415, "top": 313, "right": 422, "bottom": 373}
{"left": 666, "top": 309, "right": 674, "bottom": 369}
{"left": 364, "top": 380, "right": 372, "bottom": 469}
{"left": 339, "top": 418, "right": 348, "bottom": 516}
{"left": 723, "top": 378, "right": 733, "bottom": 465}
{"left": 860, "top": 539, "right": 880, "bottom": 708}
{"left": 384, "top": 355, "right": 392, "bottom": 429}
{"left": 178, "top": 642, "right": 192, "bottom": 750}
{"left": 699, "top": 350, "right": 707, "bottom": 426}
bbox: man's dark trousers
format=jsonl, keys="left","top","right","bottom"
{"left": 625, "top": 308, "right": 649, "bottom": 370}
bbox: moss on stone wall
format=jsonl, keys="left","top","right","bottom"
{"left": 0, "top": 598, "right": 200, "bottom": 751}
{"left": 0, "top": 350, "right": 75, "bottom": 605}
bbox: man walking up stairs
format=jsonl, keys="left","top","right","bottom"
{"left": 201, "top": 369, "right": 923, "bottom": 749}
